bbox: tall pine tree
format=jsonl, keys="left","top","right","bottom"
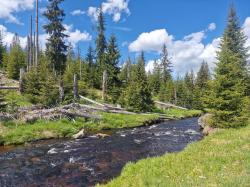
{"left": 95, "top": 7, "right": 107, "bottom": 87}
{"left": 7, "top": 34, "right": 26, "bottom": 79}
{"left": 209, "top": 5, "right": 249, "bottom": 127}
{"left": 43, "top": 0, "right": 68, "bottom": 75}
{"left": 105, "top": 34, "right": 121, "bottom": 103}
{"left": 124, "top": 52, "right": 153, "bottom": 112}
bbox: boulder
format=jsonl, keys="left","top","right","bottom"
{"left": 73, "top": 129, "right": 86, "bottom": 139}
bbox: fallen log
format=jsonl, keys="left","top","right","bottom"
{"left": 154, "top": 101, "right": 188, "bottom": 110}
{"left": 59, "top": 109, "right": 101, "bottom": 120}
{"left": 0, "top": 113, "right": 15, "bottom": 121}
{"left": 79, "top": 95, "right": 105, "bottom": 107}
{"left": 0, "top": 86, "right": 19, "bottom": 90}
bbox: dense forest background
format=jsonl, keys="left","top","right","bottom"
{"left": 0, "top": 1, "right": 249, "bottom": 128}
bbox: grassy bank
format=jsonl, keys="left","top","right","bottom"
{"left": 158, "top": 108, "right": 202, "bottom": 119}
{"left": 98, "top": 122, "right": 250, "bottom": 187}
{"left": 0, "top": 109, "right": 200, "bottom": 145}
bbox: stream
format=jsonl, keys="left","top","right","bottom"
{"left": 0, "top": 117, "right": 203, "bottom": 187}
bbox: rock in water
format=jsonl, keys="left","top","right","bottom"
{"left": 73, "top": 129, "right": 86, "bottom": 139}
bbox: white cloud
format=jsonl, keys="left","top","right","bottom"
{"left": 136, "top": 27, "right": 219, "bottom": 75}
{"left": 129, "top": 29, "right": 174, "bottom": 52}
{"left": 87, "top": 0, "right": 130, "bottom": 22}
{"left": 0, "top": 0, "right": 35, "bottom": 24}
{"left": 184, "top": 31, "right": 205, "bottom": 43}
{"left": 0, "top": 23, "right": 92, "bottom": 51}
{"left": 87, "top": 7, "right": 99, "bottom": 21}
{"left": 208, "top": 23, "right": 216, "bottom": 31}
{"left": 63, "top": 24, "right": 92, "bottom": 47}
{"left": 243, "top": 17, "right": 250, "bottom": 47}
{"left": 40, "top": 24, "right": 92, "bottom": 49}
{"left": 0, "top": 24, "right": 26, "bottom": 48}
{"left": 71, "top": 9, "right": 85, "bottom": 16}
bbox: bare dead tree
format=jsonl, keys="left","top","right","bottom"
{"left": 102, "top": 70, "right": 108, "bottom": 101}
{"left": 35, "top": 0, "right": 39, "bottom": 67}
{"left": 29, "top": 15, "right": 33, "bottom": 68}
{"left": 73, "top": 74, "right": 79, "bottom": 100}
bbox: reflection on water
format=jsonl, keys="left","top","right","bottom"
{"left": 0, "top": 117, "right": 202, "bottom": 187}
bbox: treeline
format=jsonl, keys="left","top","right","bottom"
{"left": 0, "top": 1, "right": 249, "bottom": 128}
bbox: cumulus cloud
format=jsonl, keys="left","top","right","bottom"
{"left": 65, "top": 26, "right": 92, "bottom": 47}
{"left": 0, "top": 24, "right": 26, "bottom": 48}
{"left": 243, "top": 17, "right": 250, "bottom": 47}
{"left": 71, "top": 9, "right": 85, "bottom": 16}
{"left": 87, "top": 0, "right": 130, "bottom": 22}
{"left": 130, "top": 21, "right": 222, "bottom": 75}
{"left": 129, "top": 29, "right": 174, "bottom": 52}
{"left": 130, "top": 26, "right": 219, "bottom": 75}
{"left": 0, "top": 23, "right": 92, "bottom": 51}
{"left": 208, "top": 22, "right": 216, "bottom": 31}
{"left": 39, "top": 24, "right": 92, "bottom": 49}
{"left": 87, "top": 7, "right": 99, "bottom": 21}
{"left": 0, "top": 0, "right": 35, "bottom": 24}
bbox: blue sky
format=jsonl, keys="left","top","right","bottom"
{"left": 0, "top": 0, "right": 250, "bottom": 75}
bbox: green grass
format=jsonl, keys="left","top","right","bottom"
{"left": 0, "top": 119, "right": 87, "bottom": 145}
{"left": 0, "top": 109, "right": 201, "bottom": 145}
{"left": 0, "top": 113, "right": 160, "bottom": 145}
{"left": 155, "top": 108, "right": 202, "bottom": 119}
{"left": 98, "top": 123, "right": 250, "bottom": 187}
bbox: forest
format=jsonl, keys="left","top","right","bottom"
{"left": 0, "top": 0, "right": 249, "bottom": 186}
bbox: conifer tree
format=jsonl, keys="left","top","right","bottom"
{"left": 43, "top": 0, "right": 68, "bottom": 75}
{"left": 184, "top": 70, "right": 195, "bottom": 108}
{"left": 209, "top": 6, "right": 249, "bottom": 127}
{"left": 160, "top": 44, "right": 172, "bottom": 83}
{"left": 194, "top": 61, "right": 211, "bottom": 109}
{"left": 124, "top": 52, "right": 153, "bottom": 112}
{"left": 0, "top": 31, "right": 6, "bottom": 68}
{"left": 119, "top": 57, "right": 132, "bottom": 86}
{"left": 149, "top": 60, "right": 161, "bottom": 95}
{"left": 95, "top": 7, "right": 107, "bottom": 87}
{"left": 24, "top": 53, "right": 58, "bottom": 106}
{"left": 105, "top": 34, "right": 121, "bottom": 103}
{"left": 86, "top": 45, "right": 96, "bottom": 88}
{"left": 7, "top": 34, "right": 26, "bottom": 79}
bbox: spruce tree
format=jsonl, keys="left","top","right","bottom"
{"left": 7, "top": 34, "right": 26, "bottom": 79}
{"left": 43, "top": 0, "right": 68, "bottom": 75}
{"left": 86, "top": 45, "right": 96, "bottom": 88}
{"left": 124, "top": 52, "right": 153, "bottom": 112}
{"left": 160, "top": 44, "right": 172, "bottom": 83}
{"left": 194, "top": 61, "right": 211, "bottom": 109}
{"left": 0, "top": 31, "right": 6, "bottom": 68}
{"left": 210, "top": 6, "right": 249, "bottom": 127}
{"left": 95, "top": 7, "right": 107, "bottom": 87}
{"left": 24, "top": 53, "right": 58, "bottom": 106}
{"left": 184, "top": 70, "right": 195, "bottom": 108}
{"left": 149, "top": 60, "right": 161, "bottom": 95}
{"left": 119, "top": 57, "right": 132, "bottom": 86}
{"left": 105, "top": 34, "right": 121, "bottom": 103}
{"left": 196, "top": 61, "right": 210, "bottom": 89}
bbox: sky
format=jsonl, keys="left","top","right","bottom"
{"left": 0, "top": 0, "right": 250, "bottom": 76}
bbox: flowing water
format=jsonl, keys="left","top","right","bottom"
{"left": 0, "top": 117, "right": 203, "bottom": 187}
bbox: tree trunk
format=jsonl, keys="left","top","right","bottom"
{"left": 73, "top": 74, "right": 78, "bottom": 100}
{"left": 102, "top": 70, "right": 107, "bottom": 101}
{"left": 59, "top": 79, "right": 64, "bottom": 103}
{"left": 19, "top": 68, "right": 25, "bottom": 93}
